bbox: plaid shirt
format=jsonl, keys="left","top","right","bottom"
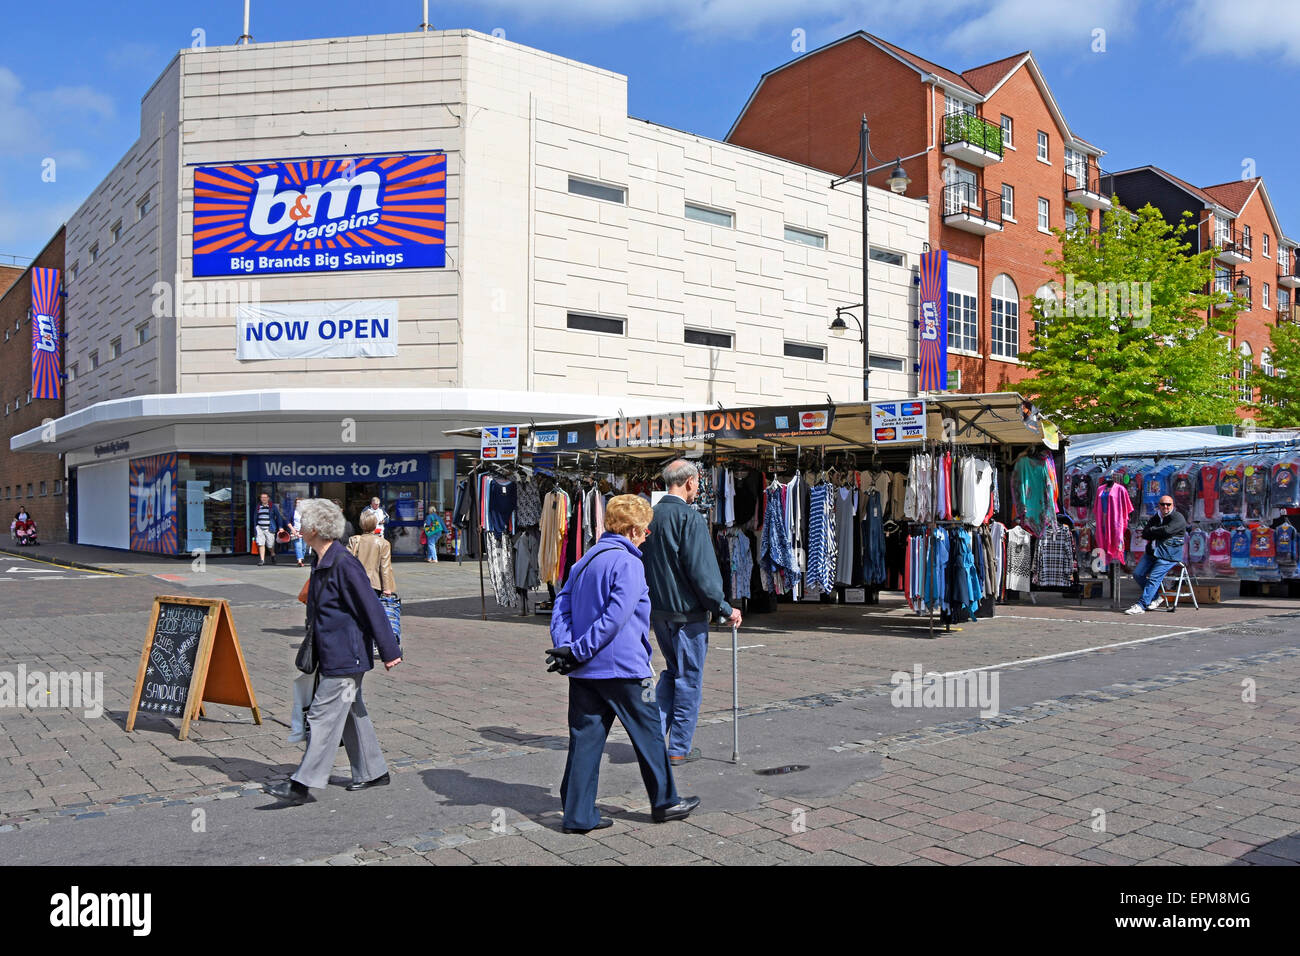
{"left": 1033, "top": 525, "right": 1076, "bottom": 588}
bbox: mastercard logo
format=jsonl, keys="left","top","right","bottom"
{"left": 800, "top": 411, "right": 827, "bottom": 429}
{"left": 482, "top": 448, "right": 498, "bottom": 458}
{"left": 875, "top": 427, "right": 897, "bottom": 441}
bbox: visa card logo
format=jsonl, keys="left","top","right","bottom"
{"left": 192, "top": 153, "right": 447, "bottom": 277}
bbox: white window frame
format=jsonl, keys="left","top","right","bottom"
{"left": 943, "top": 167, "right": 978, "bottom": 216}
{"left": 1001, "top": 184, "right": 1014, "bottom": 221}
{"left": 137, "top": 195, "right": 151, "bottom": 221}
{"left": 89, "top": 351, "right": 99, "bottom": 371}
{"left": 1036, "top": 131, "right": 1049, "bottom": 163}
{"left": 1037, "top": 197, "right": 1051, "bottom": 232}
{"left": 110, "top": 220, "right": 122, "bottom": 244}
{"left": 1263, "top": 233, "right": 1270, "bottom": 258}
{"left": 944, "top": 94, "right": 975, "bottom": 117}
{"left": 990, "top": 274, "right": 1020, "bottom": 359}
{"left": 1000, "top": 114, "right": 1013, "bottom": 148}
{"left": 947, "top": 289, "right": 978, "bottom": 354}
{"left": 110, "top": 338, "right": 122, "bottom": 360}
{"left": 1064, "top": 206, "right": 1078, "bottom": 232}
{"left": 1239, "top": 343, "right": 1253, "bottom": 402}
{"left": 1263, "top": 283, "right": 1271, "bottom": 310}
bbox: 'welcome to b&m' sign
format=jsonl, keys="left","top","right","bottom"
{"left": 191, "top": 152, "right": 447, "bottom": 277}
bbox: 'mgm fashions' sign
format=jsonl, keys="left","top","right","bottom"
{"left": 191, "top": 152, "right": 447, "bottom": 277}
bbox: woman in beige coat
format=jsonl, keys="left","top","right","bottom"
{"left": 348, "top": 511, "right": 396, "bottom": 596}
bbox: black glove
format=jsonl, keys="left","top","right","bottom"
{"left": 545, "top": 646, "right": 579, "bottom": 675}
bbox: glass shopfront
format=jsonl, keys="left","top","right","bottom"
{"left": 178, "top": 454, "right": 248, "bottom": 555}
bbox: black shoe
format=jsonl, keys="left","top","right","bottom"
{"left": 562, "top": 816, "right": 614, "bottom": 834}
{"left": 269, "top": 555, "right": 277, "bottom": 564}
{"left": 264, "top": 779, "right": 315, "bottom": 804}
{"left": 652, "top": 796, "right": 700, "bottom": 823}
{"left": 345, "top": 772, "right": 390, "bottom": 792}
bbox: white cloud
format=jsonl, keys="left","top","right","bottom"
{"left": 939, "top": 0, "right": 1135, "bottom": 55}
{"left": 1175, "top": 0, "right": 1300, "bottom": 63}
{"left": 31, "top": 86, "right": 115, "bottom": 121}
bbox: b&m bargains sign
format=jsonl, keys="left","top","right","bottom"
{"left": 191, "top": 153, "right": 447, "bottom": 277}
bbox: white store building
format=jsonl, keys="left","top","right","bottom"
{"left": 13, "top": 28, "right": 929, "bottom": 555}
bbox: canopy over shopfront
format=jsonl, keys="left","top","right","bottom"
{"left": 1065, "top": 426, "right": 1276, "bottom": 464}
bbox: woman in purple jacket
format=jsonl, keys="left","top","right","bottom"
{"left": 547, "top": 495, "right": 699, "bottom": 833}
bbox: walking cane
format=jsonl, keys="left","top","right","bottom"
{"left": 731, "top": 622, "right": 739, "bottom": 764}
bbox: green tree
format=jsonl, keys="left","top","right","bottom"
{"left": 1253, "top": 320, "right": 1300, "bottom": 425}
{"left": 1010, "top": 201, "right": 1239, "bottom": 432}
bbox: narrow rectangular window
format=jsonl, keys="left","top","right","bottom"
{"left": 783, "top": 226, "right": 826, "bottom": 249}
{"left": 784, "top": 342, "right": 826, "bottom": 361}
{"left": 110, "top": 338, "right": 122, "bottom": 360}
{"left": 1037, "top": 131, "right": 1049, "bottom": 162}
{"left": 684, "top": 203, "right": 734, "bottom": 228}
{"left": 568, "top": 177, "right": 625, "bottom": 204}
{"left": 1001, "top": 184, "right": 1014, "bottom": 220}
{"left": 868, "top": 247, "right": 904, "bottom": 266}
{"left": 1038, "top": 198, "right": 1050, "bottom": 231}
{"left": 868, "top": 355, "right": 904, "bottom": 372}
{"left": 1000, "top": 115, "right": 1013, "bottom": 147}
{"left": 137, "top": 195, "right": 151, "bottom": 220}
{"left": 684, "top": 328, "right": 733, "bottom": 349}
{"left": 566, "top": 312, "right": 624, "bottom": 335}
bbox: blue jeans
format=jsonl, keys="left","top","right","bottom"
{"left": 293, "top": 537, "right": 307, "bottom": 563}
{"left": 560, "top": 678, "right": 678, "bottom": 831}
{"left": 652, "top": 616, "right": 709, "bottom": 757}
{"left": 425, "top": 534, "right": 440, "bottom": 560}
{"left": 1133, "top": 551, "right": 1176, "bottom": 607}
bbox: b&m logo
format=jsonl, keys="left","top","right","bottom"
{"left": 34, "top": 314, "right": 57, "bottom": 353}
{"left": 921, "top": 301, "right": 939, "bottom": 341}
{"left": 192, "top": 153, "right": 447, "bottom": 277}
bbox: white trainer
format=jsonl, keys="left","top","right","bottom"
{"left": 1124, "top": 603, "right": 1146, "bottom": 615}
{"left": 1147, "top": 596, "right": 1166, "bottom": 610}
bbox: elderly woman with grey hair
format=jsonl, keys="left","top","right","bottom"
{"left": 266, "top": 498, "right": 402, "bottom": 805}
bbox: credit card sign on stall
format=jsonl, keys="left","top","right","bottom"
{"left": 871, "top": 400, "right": 927, "bottom": 444}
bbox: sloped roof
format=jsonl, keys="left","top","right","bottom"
{"left": 1109, "top": 165, "right": 1222, "bottom": 208}
{"left": 862, "top": 32, "right": 974, "bottom": 92}
{"left": 961, "top": 50, "right": 1030, "bottom": 94}
{"left": 1201, "top": 178, "right": 1261, "bottom": 216}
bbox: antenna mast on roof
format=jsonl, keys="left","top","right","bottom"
{"left": 237, "top": 0, "right": 253, "bottom": 44}
{"left": 419, "top": 0, "right": 432, "bottom": 31}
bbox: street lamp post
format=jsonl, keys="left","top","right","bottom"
{"left": 830, "top": 116, "right": 910, "bottom": 402}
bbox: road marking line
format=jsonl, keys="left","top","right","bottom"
{"left": 996, "top": 614, "right": 1190, "bottom": 629}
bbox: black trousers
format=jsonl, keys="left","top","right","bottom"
{"left": 560, "top": 677, "right": 679, "bottom": 830}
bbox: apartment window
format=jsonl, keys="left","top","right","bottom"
{"left": 89, "top": 350, "right": 99, "bottom": 370}
{"left": 1036, "top": 131, "right": 1049, "bottom": 162}
{"left": 39, "top": 481, "right": 46, "bottom": 497}
{"left": 567, "top": 177, "right": 625, "bottom": 204}
{"left": 1064, "top": 148, "right": 1086, "bottom": 188}
{"left": 1215, "top": 217, "right": 1231, "bottom": 248}
{"left": 944, "top": 94, "right": 975, "bottom": 116}
{"left": 684, "top": 328, "right": 733, "bottom": 349}
{"left": 137, "top": 195, "right": 151, "bottom": 221}
{"left": 783, "top": 225, "right": 826, "bottom": 249}
{"left": 991, "top": 274, "right": 1020, "bottom": 358}
{"left": 110, "top": 338, "right": 122, "bottom": 359}
{"left": 67, "top": 363, "right": 77, "bottom": 382}
{"left": 137, "top": 323, "right": 149, "bottom": 346}
{"left": 1263, "top": 283, "right": 1271, "bottom": 310}
{"left": 943, "top": 166, "right": 977, "bottom": 215}
{"left": 869, "top": 355, "right": 905, "bottom": 372}
{"left": 1064, "top": 207, "right": 1078, "bottom": 232}
{"left": 1239, "top": 343, "right": 1253, "bottom": 402}
{"left": 948, "top": 290, "right": 978, "bottom": 353}
{"left": 4, "top": 403, "right": 8, "bottom": 415}
{"left": 565, "top": 312, "right": 624, "bottom": 335}
{"left": 784, "top": 341, "right": 825, "bottom": 361}
{"left": 684, "top": 203, "right": 733, "bottom": 228}
{"left": 868, "top": 247, "right": 904, "bottom": 267}
{"left": 110, "top": 221, "right": 122, "bottom": 244}
{"left": 1263, "top": 233, "right": 1270, "bottom": 258}
{"left": 67, "top": 263, "right": 77, "bottom": 284}
{"left": 54, "top": 480, "right": 62, "bottom": 495}
{"left": 1001, "top": 185, "right": 1014, "bottom": 220}
{"left": 1038, "top": 198, "right": 1051, "bottom": 232}
{"left": 1000, "top": 114, "right": 1013, "bottom": 147}
{"left": 26, "top": 484, "right": 32, "bottom": 497}
{"left": 25, "top": 390, "right": 31, "bottom": 405}
{"left": 89, "top": 243, "right": 99, "bottom": 263}
{"left": 1281, "top": 288, "right": 1292, "bottom": 318}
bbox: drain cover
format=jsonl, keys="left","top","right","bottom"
{"left": 755, "top": 764, "right": 809, "bottom": 776}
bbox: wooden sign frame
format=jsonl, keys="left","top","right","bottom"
{"left": 126, "top": 596, "right": 261, "bottom": 740}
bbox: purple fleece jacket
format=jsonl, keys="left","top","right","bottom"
{"left": 549, "top": 533, "right": 653, "bottom": 680}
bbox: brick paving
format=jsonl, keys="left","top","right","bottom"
{"left": 2, "top": 555, "right": 1299, "bottom": 865}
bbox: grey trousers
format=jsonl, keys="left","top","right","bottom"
{"left": 292, "top": 673, "right": 388, "bottom": 789}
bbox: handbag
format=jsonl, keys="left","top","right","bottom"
{"left": 420, "top": 531, "right": 428, "bottom": 546}
{"left": 294, "top": 616, "right": 317, "bottom": 674}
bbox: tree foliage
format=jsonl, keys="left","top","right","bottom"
{"left": 1253, "top": 319, "right": 1300, "bottom": 426}
{"left": 1010, "top": 201, "right": 1239, "bottom": 432}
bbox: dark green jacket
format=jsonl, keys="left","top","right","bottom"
{"left": 641, "top": 495, "right": 732, "bottom": 622}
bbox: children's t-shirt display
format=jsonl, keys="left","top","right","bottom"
{"left": 1243, "top": 459, "right": 1272, "bottom": 520}
{"left": 1249, "top": 526, "right": 1277, "bottom": 569}
{"left": 1229, "top": 526, "right": 1252, "bottom": 569}
{"left": 1218, "top": 462, "right": 1245, "bottom": 519}
{"left": 1272, "top": 459, "right": 1300, "bottom": 509}
{"left": 1198, "top": 463, "right": 1220, "bottom": 521}
{"left": 1208, "top": 528, "right": 1232, "bottom": 568}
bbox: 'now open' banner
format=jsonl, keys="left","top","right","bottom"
{"left": 236, "top": 299, "right": 398, "bottom": 360}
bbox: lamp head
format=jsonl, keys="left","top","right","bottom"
{"left": 887, "top": 159, "right": 911, "bottom": 195}
{"left": 1234, "top": 275, "right": 1250, "bottom": 298}
{"left": 830, "top": 315, "right": 849, "bottom": 337}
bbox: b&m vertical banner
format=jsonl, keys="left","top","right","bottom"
{"left": 192, "top": 152, "right": 447, "bottom": 277}
{"left": 917, "top": 250, "right": 948, "bottom": 392}
{"left": 30, "top": 267, "right": 62, "bottom": 399}
{"left": 130, "top": 454, "right": 178, "bottom": 554}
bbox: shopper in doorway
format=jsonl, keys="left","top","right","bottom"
{"left": 254, "top": 492, "right": 290, "bottom": 566}
{"left": 547, "top": 494, "right": 698, "bottom": 832}
{"left": 423, "top": 507, "right": 446, "bottom": 562}
{"left": 641, "top": 459, "right": 742, "bottom": 765}
{"left": 348, "top": 511, "right": 396, "bottom": 597}
{"left": 361, "top": 497, "right": 388, "bottom": 536}
{"left": 291, "top": 502, "right": 307, "bottom": 567}
{"left": 265, "top": 498, "right": 401, "bottom": 805}
{"left": 1126, "top": 495, "right": 1188, "bottom": 615}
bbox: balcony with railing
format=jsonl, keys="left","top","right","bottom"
{"left": 942, "top": 112, "right": 1004, "bottom": 167}
{"left": 1211, "top": 269, "right": 1250, "bottom": 311}
{"left": 1215, "top": 224, "right": 1252, "bottom": 265}
{"left": 1279, "top": 251, "right": 1300, "bottom": 290}
{"left": 1064, "top": 164, "right": 1112, "bottom": 211}
{"left": 942, "top": 183, "right": 1003, "bottom": 235}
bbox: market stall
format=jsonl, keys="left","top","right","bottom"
{"left": 445, "top": 393, "right": 1070, "bottom": 634}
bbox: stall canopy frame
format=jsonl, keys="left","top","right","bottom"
{"left": 444, "top": 392, "right": 1060, "bottom": 459}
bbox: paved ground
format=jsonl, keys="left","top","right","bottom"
{"left": 1, "top": 542, "right": 1299, "bottom": 866}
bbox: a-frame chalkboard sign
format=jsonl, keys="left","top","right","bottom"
{"left": 126, "top": 596, "right": 261, "bottom": 740}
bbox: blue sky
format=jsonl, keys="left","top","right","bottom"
{"left": 2, "top": 0, "right": 1297, "bottom": 261}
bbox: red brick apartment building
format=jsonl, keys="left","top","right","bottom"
{"left": 727, "top": 32, "right": 1109, "bottom": 394}
{"left": 1105, "top": 169, "right": 1298, "bottom": 411}
{"left": 0, "top": 230, "right": 68, "bottom": 542}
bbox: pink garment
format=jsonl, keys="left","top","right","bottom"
{"left": 1094, "top": 480, "right": 1133, "bottom": 562}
